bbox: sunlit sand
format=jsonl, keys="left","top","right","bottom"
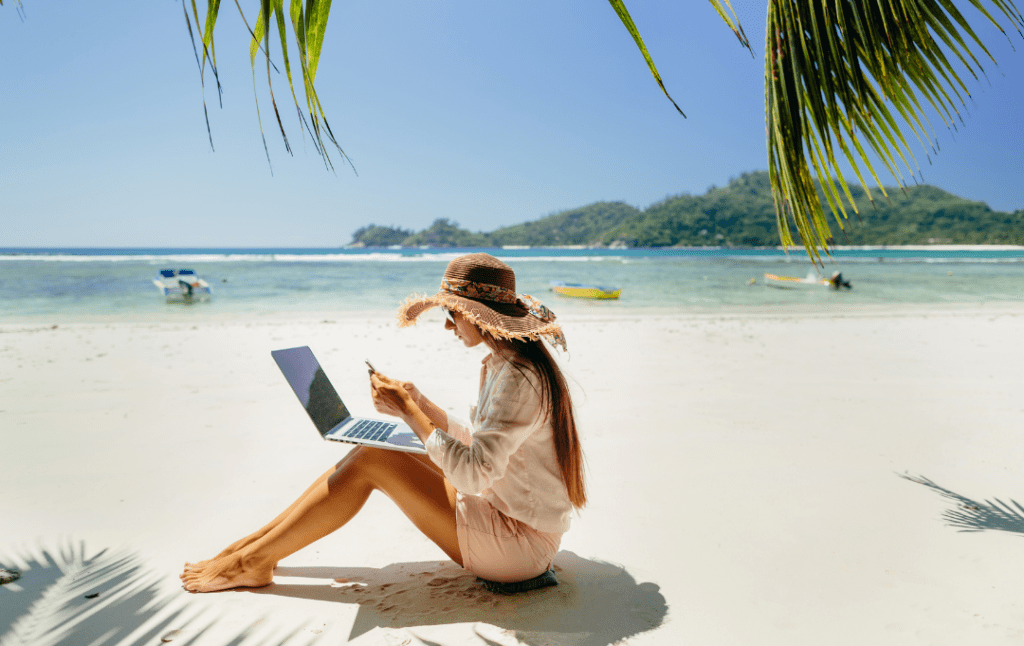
{"left": 2, "top": 307, "right": 1023, "bottom": 644}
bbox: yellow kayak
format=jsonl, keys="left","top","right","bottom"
{"left": 550, "top": 281, "right": 621, "bottom": 299}
{"left": 763, "top": 271, "right": 852, "bottom": 290}
{"left": 763, "top": 273, "right": 830, "bottom": 289}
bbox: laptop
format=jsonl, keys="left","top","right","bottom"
{"left": 271, "top": 346, "right": 427, "bottom": 454}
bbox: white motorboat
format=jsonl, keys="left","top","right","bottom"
{"left": 153, "top": 269, "right": 212, "bottom": 302}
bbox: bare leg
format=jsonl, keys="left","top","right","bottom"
{"left": 185, "top": 452, "right": 449, "bottom": 572}
{"left": 184, "top": 453, "right": 359, "bottom": 571}
{"left": 181, "top": 448, "right": 460, "bottom": 593}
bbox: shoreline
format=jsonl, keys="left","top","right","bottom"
{"left": 2, "top": 243, "right": 1024, "bottom": 254}
{"left": 3, "top": 300, "right": 1024, "bottom": 327}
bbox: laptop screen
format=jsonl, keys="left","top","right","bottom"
{"left": 271, "top": 346, "right": 351, "bottom": 436}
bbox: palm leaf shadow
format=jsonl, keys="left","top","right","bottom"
{"left": 259, "top": 550, "right": 667, "bottom": 646}
{"left": 0, "top": 539, "right": 299, "bottom": 646}
{"left": 1, "top": 541, "right": 204, "bottom": 646}
{"left": 900, "top": 473, "right": 1024, "bottom": 535}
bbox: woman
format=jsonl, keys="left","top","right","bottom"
{"left": 181, "top": 253, "right": 585, "bottom": 593}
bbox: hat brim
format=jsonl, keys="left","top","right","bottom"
{"left": 397, "top": 292, "right": 564, "bottom": 344}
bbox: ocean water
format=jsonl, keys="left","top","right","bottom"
{"left": 1, "top": 247, "right": 1023, "bottom": 323}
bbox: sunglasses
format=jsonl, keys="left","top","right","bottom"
{"left": 442, "top": 307, "right": 456, "bottom": 324}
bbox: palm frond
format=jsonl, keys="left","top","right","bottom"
{"left": 765, "top": 0, "right": 1024, "bottom": 262}
{"left": 708, "top": 0, "right": 754, "bottom": 53}
{"left": 182, "top": 0, "right": 224, "bottom": 151}
{"left": 181, "top": 0, "right": 352, "bottom": 173}
{"left": 607, "top": 1, "right": 757, "bottom": 116}
{"left": 288, "top": 0, "right": 354, "bottom": 173}
{"left": 195, "top": 0, "right": 223, "bottom": 108}
{"left": 607, "top": 0, "right": 685, "bottom": 116}
{"left": 2, "top": 0, "right": 27, "bottom": 21}
{"left": 181, "top": 1, "right": 215, "bottom": 150}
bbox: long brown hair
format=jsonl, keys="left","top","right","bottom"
{"left": 482, "top": 333, "right": 587, "bottom": 509}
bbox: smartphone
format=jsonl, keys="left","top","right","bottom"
{"left": 365, "top": 359, "right": 377, "bottom": 374}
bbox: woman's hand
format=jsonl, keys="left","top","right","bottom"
{"left": 370, "top": 373, "right": 438, "bottom": 444}
{"left": 370, "top": 373, "right": 418, "bottom": 420}
{"left": 401, "top": 380, "right": 425, "bottom": 409}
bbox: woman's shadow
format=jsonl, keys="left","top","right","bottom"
{"left": 254, "top": 550, "right": 667, "bottom": 645}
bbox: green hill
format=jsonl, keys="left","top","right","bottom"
{"left": 348, "top": 224, "right": 413, "bottom": 247}
{"left": 824, "top": 184, "right": 1024, "bottom": 245}
{"left": 488, "top": 202, "right": 642, "bottom": 247}
{"left": 401, "top": 219, "right": 491, "bottom": 247}
{"left": 349, "top": 172, "right": 1024, "bottom": 247}
{"left": 602, "top": 172, "right": 778, "bottom": 247}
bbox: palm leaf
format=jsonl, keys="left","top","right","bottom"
{"left": 289, "top": 0, "right": 353, "bottom": 171}
{"left": 244, "top": 1, "right": 276, "bottom": 171}
{"left": 196, "top": 0, "right": 223, "bottom": 108}
{"left": 607, "top": 1, "right": 754, "bottom": 118}
{"left": 2, "top": 0, "right": 27, "bottom": 21}
{"left": 606, "top": 0, "right": 687, "bottom": 116}
{"left": 764, "top": 0, "right": 1023, "bottom": 261}
{"left": 181, "top": 1, "right": 214, "bottom": 149}
{"left": 175, "top": 0, "right": 350, "bottom": 172}
{"left": 302, "top": 0, "right": 332, "bottom": 84}
{"left": 707, "top": 0, "right": 754, "bottom": 52}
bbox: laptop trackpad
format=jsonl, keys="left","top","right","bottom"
{"left": 389, "top": 433, "right": 425, "bottom": 448}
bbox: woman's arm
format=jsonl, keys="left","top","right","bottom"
{"left": 400, "top": 382, "right": 475, "bottom": 447}
{"left": 370, "top": 373, "right": 444, "bottom": 444}
{"left": 403, "top": 383, "right": 449, "bottom": 433}
{"left": 427, "top": 364, "right": 541, "bottom": 494}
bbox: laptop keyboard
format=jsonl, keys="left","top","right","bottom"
{"left": 342, "top": 419, "right": 398, "bottom": 442}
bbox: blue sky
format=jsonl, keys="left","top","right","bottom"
{"left": 2, "top": 1, "right": 1021, "bottom": 247}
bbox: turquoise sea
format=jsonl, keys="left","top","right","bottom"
{"left": 2, "top": 247, "right": 1023, "bottom": 323}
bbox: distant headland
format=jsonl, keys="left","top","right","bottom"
{"left": 347, "top": 171, "right": 1024, "bottom": 249}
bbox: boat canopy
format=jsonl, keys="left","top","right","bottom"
{"left": 158, "top": 269, "right": 198, "bottom": 278}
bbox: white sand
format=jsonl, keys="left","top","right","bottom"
{"left": 2, "top": 305, "right": 1024, "bottom": 645}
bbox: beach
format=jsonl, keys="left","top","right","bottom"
{"left": 2, "top": 304, "right": 1023, "bottom": 645}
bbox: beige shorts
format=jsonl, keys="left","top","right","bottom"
{"left": 455, "top": 493, "right": 562, "bottom": 584}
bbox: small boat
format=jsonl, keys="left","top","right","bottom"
{"left": 550, "top": 281, "right": 621, "bottom": 299}
{"left": 153, "top": 269, "right": 212, "bottom": 302}
{"left": 763, "top": 271, "right": 851, "bottom": 290}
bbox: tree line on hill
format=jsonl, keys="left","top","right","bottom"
{"left": 348, "top": 171, "right": 1024, "bottom": 248}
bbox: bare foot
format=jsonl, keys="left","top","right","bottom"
{"left": 183, "top": 531, "right": 283, "bottom": 573}
{"left": 183, "top": 554, "right": 277, "bottom": 574}
{"left": 183, "top": 533, "right": 266, "bottom": 572}
{"left": 183, "top": 558, "right": 277, "bottom": 574}
{"left": 180, "top": 553, "right": 274, "bottom": 593}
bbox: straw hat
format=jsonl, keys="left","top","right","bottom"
{"left": 397, "top": 253, "right": 566, "bottom": 350}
